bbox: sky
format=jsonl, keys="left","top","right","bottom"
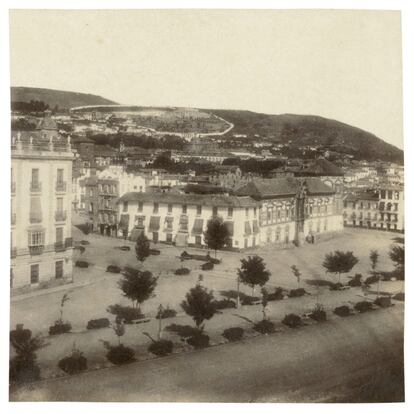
{"left": 9, "top": 9, "right": 403, "bottom": 148}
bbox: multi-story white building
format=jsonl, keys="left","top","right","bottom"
{"left": 11, "top": 114, "right": 75, "bottom": 289}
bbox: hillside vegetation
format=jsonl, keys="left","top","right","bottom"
{"left": 11, "top": 87, "right": 117, "bottom": 110}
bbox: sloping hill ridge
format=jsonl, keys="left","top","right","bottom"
{"left": 207, "top": 110, "right": 403, "bottom": 163}
{"left": 11, "top": 87, "right": 117, "bottom": 109}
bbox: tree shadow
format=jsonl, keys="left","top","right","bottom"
{"left": 165, "top": 323, "right": 199, "bottom": 339}
{"left": 305, "top": 279, "right": 335, "bottom": 287}
{"left": 392, "top": 236, "right": 405, "bottom": 244}
{"left": 74, "top": 223, "right": 91, "bottom": 235}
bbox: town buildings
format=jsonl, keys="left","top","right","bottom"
{"left": 11, "top": 113, "right": 75, "bottom": 288}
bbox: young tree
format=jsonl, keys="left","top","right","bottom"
{"left": 181, "top": 284, "right": 216, "bottom": 332}
{"left": 369, "top": 250, "right": 380, "bottom": 297}
{"left": 291, "top": 265, "right": 302, "bottom": 288}
{"left": 203, "top": 217, "right": 231, "bottom": 258}
{"left": 135, "top": 232, "right": 151, "bottom": 263}
{"left": 118, "top": 268, "right": 158, "bottom": 310}
{"left": 113, "top": 318, "right": 125, "bottom": 346}
{"left": 322, "top": 250, "right": 358, "bottom": 283}
{"left": 389, "top": 244, "right": 404, "bottom": 275}
{"left": 237, "top": 255, "right": 271, "bottom": 295}
{"left": 261, "top": 287, "right": 269, "bottom": 321}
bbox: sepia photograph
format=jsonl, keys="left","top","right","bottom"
{"left": 6, "top": 4, "right": 406, "bottom": 405}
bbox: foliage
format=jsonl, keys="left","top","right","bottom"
{"left": 354, "top": 301, "right": 374, "bottom": 313}
{"left": 186, "top": 333, "right": 210, "bottom": 348}
{"left": 149, "top": 249, "right": 161, "bottom": 256}
{"left": 364, "top": 275, "right": 380, "bottom": 286}
{"left": 75, "top": 260, "right": 89, "bottom": 268}
{"left": 237, "top": 256, "right": 270, "bottom": 294}
{"left": 106, "top": 265, "right": 121, "bottom": 273}
{"left": 329, "top": 282, "right": 344, "bottom": 291}
{"left": 175, "top": 267, "right": 191, "bottom": 276}
{"left": 103, "top": 343, "right": 135, "bottom": 365}
{"left": 49, "top": 320, "right": 72, "bottom": 335}
{"left": 369, "top": 250, "right": 379, "bottom": 272}
{"left": 322, "top": 250, "right": 359, "bottom": 282}
{"left": 309, "top": 304, "right": 327, "bottom": 322}
{"left": 267, "top": 287, "right": 285, "bottom": 301}
{"left": 291, "top": 265, "right": 302, "bottom": 288}
{"left": 148, "top": 339, "right": 173, "bottom": 356}
{"left": 58, "top": 345, "right": 87, "bottom": 375}
{"left": 389, "top": 244, "right": 404, "bottom": 280}
{"left": 156, "top": 306, "right": 177, "bottom": 319}
{"left": 348, "top": 274, "right": 363, "bottom": 287}
{"left": 118, "top": 267, "right": 158, "bottom": 310}
{"left": 240, "top": 295, "right": 261, "bottom": 305}
{"left": 374, "top": 296, "right": 392, "bottom": 308}
{"left": 9, "top": 326, "right": 47, "bottom": 383}
{"left": 288, "top": 288, "right": 306, "bottom": 297}
{"left": 222, "top": 327, "right": 244, "bottom": 342}
{"left": 107, "top": 304, "right": 145, "bottom": 323}
{"left": 282, "top": 313, "right": 302, "bottom": 328}
{"left": 393, "top": 293, "right": 404, "bottom": 302}
{"left": 80, "top": 240, "right": 90, "bottom": 245}
{"left": 201, "top": 261, "right": 214, "bottom": 271}
{"left": 11, "top": 99, "right": 49, "bottom": 113}
{"left": 181, "top": 284, "right": 217, "bottom": 330}
{"left": 253, "top": 319, "right": 276, "bottom": 334}
{"left": 203, "top": 217, "right": 231, "bottom": 256}
{"left": 135, "top": 233, "right": 151, "bottom": 262}
{"left": 334, "top": 305, "right": 351, "bottom": 317}
{"left": 212, "top": 298, "right": 237, "bottom": 310}
{"left": 87, "top": 318, "right": 110, "bottom": 330}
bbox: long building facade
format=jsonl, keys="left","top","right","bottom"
{"left": 11, "top": 114, "right": 75, "bottom": 289}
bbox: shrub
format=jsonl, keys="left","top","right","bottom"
{"left": 80, "top": 240, "right": 90, "bottom": 245}
{"left": 241, "top": 295, "right": 261, "bottom": 305}
{"left": 49, "top": 320, "right": 72, "bottom": 335}
{"left": 201, "top": 261, "right": 214, "bottom": 271}
{"left": 187, "top": 333, "right": 210, "bottom": 348}
{"left": 334, "top": 305, "right": 351, "bottom": 317}
{"left": 348, "top": 274, "right": 363, "bottom": 287}
{"left": 212, "top": 298, "right": 236, "bottom": 310}
{"left": 106, "top": 265, "right": 121, "bottom": 273}
{"left": 222, "top": 327, "right": 244, "bottom": 342}
{"left": 267, "top": 287, "right": 284, "bottom": 301}
{"left": 309, "top": 304, "right": 327, "bottom": 322}
{"left": 58, "top": 348, "right": 87, "bottom": 375}
{"left": 156, "top": 306, "right": 177, "bottom": 319}
{"left": 75, "top": 260, "right": 89, "bottom": 268}
{"left": 393, "top": 292, "right": 405, "bottom": 302}
{"left": 329, "top": 282, "right": 344, "bottom": 291}
{"left": 282, "top": 313, "right": 302, "bottom": 328}
{"left": 148, "top": 339, "right": 173, "bottom": 356}
{"left": 175, "top": 267, "right": 191, "bottom": 276}
{"left": 181, "top": 251, "right": 191, "bottom": 260}
{"left": 10, "top": 359, "right": 40, "bottom": 383}
{"left": 207, "top": 256, "right": 221, "bottom": 265}
{"left": 105, "top": 344, "right": 135, "bottom": 365}
{"left": 107, "top": 304, "right": 145, "bottom": 323}
{"left": 365, "top": 275, "right": 380, "bottom": 286}
{"left": 288, "top": 288, "right": 306, "bottom": 298}
{"left": 374, "top": 296, "right": 392, "bottom": 308}
{"left": 120, "top": 245, "right": 131, "bottom": 251}
{"left": 253, "top": 319, "right": 276, "bottom": 334}
{"left": 74, "top": 245, "right": 86, "bottom": 254}
{"left": 149, "top": 249, "right": 161, "bottom": 256}
{"left": 87, "top": 318, "right": 110, "bottom": 330}
{"left": 354, "top": 301, "right": 373, "bottom": 313}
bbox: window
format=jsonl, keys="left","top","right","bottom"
{"left": 89, "top": 189, "right": 93, "bottom": 197}
{"left": 395, "top": 191, "right": 399, "bottom": 200}
{"left": 166, "top": 233, "right": 173, "bottom": 243}
{"left": 212, "top": 206, "right": 218, "bottom": 217}
{"left": 31, "top": 168, "right": 39, "bottom": 184}
{"left": 57, "top": 168, "right": 64, "bottom": 183}
{"left": 228, "top": 207, "right": 233, "bottom": 218}
{"left": 254, "top": 207, "right": 257, "bottom": 217}
{"left": 182, "top": 204, "right": 187, "bottom": 214}
{"left": 30, "top": 264, "right": 39, "bottom": 284}
{"left": 56, "top": 197, "right": 64, "bottom": 212}
{"left": 28, "top": 231, "right": 44, "bottom": 246}
{"left": 55, "top": 261, "right": 64, "bottom": 279}
{"left": 168, "top": 204, "right": 173, "bottom": 213}
{"left": 153, "top": 203, "right": 159, "bottom": 214}
{"left": 388, "top": 191, "right": 393, "bottom": 199}
{"left": 123, "top": 201, "right": 128, "bottom": 212}
{"left": 245, "top": 207, "right": 249, "bottom": 218}
{"left": 196, "top": 205, "right": 202, "bottom": 215}
{"left": 56, "top": 227, "right": 63, "bottom": 243}
{"left": 138, "top": 202, "right": 143, "bottom": 212}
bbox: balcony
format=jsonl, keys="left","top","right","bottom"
{"left": 29, "top": 213, "right": 42, "bottom": 224}
{"left": 65, "top": 237, "right": 73, "bottom": 248}
{"left": 10, "top": 247, "right": 17, "bottom": 259}
{"left": 11, "top": 213, "right": 16, "bottom": 225}
{"left": 11, "top": 182, "right": 16, "bottom": 194}
{"left": 55, "top": 181, "right": 67, "bottom": 193}
{"left": 54, "top": 242, "right": 66, "bottom": 252}
{"left": 55, "top": 210, "right": 67, "bottom": 222}
{"left": 29, "top": 245, "right": 44, "bottom": 256}
{"left": 30, "top": 181, "right": 42, "bottom": 193}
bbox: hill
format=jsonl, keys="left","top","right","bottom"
{"left": 11, "top": 87, "right": 117, "bottom": 110}
{"left": 207, "top": 110, "right": 403, "bottom": 163}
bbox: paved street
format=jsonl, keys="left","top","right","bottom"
{"left": 10, "top": 305, "right": 404, "bottom": 402}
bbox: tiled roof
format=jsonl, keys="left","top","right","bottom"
{"left": 117, "top": 192, "right": 259, "bottom": 208}
{"left": 236, "top": 177, "right": 335, "bottom": 199}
